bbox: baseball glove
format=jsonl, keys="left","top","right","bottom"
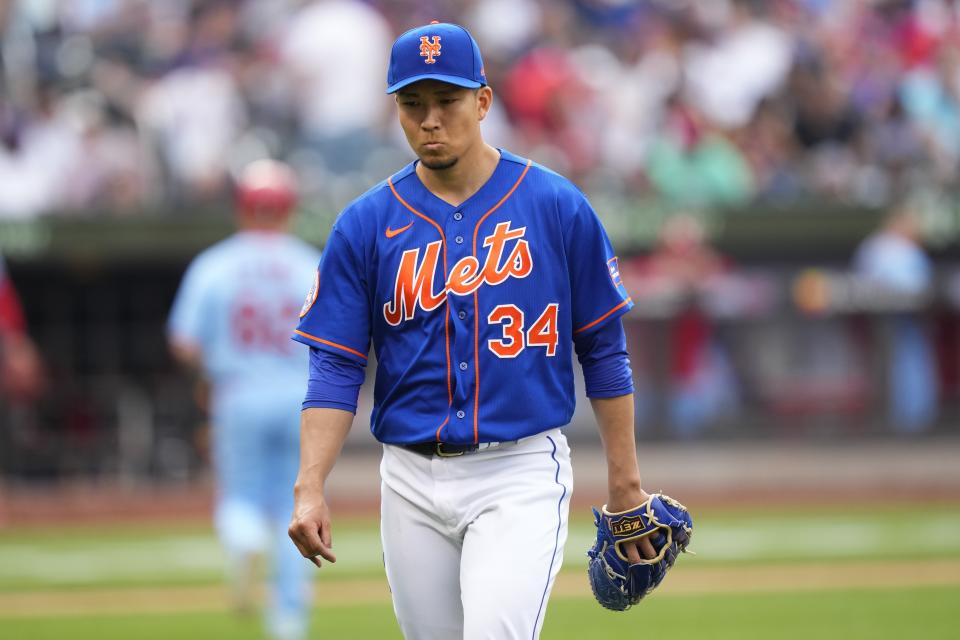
{"left": 586, "top": 493, "right": 693, "bottom": 610}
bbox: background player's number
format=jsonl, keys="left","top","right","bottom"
{"left": 487, "top": 303, "right": 559, "bottom": 358}
{"left": 232, "top": 299, "right": 300, "bottom": 353}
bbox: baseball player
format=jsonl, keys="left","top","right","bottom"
{"left": 168, "top": 160, "right": 320, "bottom": 640}
{"left": 288, "top": 22, "right": 660, "bottom": 639}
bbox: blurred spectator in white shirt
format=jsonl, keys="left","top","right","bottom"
{"left": 282, "top": 0, "right": 391, "bottom": 175}
{"left": 575, "top": 13, "right": 682, "bottom": 188}
{"left": 0, "top": 89, "right": 83, "bottom": 218}
{"left": 137, "top": 1, "right": 247, "bottom": 201}
{"left": 683, "top": 0, "right": 793, "bottom": 130}
{"left": 466, "top": 0, "right": 542, "bottom": 58}
{"left": 139, "top": 64, "right": 245, "bottom": 200}
{"left": 58, "top": 90, "right": 148, "bottom": 213}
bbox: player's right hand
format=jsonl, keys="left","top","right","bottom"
{"left": 288, "top": 485, "right": 336, "bottom": 568}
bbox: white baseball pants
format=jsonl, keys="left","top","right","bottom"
{"left": 380, "top": 428, "right": 573, "bottom": 640}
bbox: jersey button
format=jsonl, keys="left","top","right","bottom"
{"left": 459, "top": 362, "right": 469, "bottom": 370}
{"left": 456, "top": 410, "right": 466, "bottom": 419}
{"left": 458, "top": 310, "right": 466, "bottom": 320}
{"left": 453, "top": 212, "right": 463, "bottom": 221}
{"left": 455, "top": 235, "right": 464, "bottom": 244}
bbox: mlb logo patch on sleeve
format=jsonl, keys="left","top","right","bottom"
{"left": 607, "top": 257, "right": 622, "bottom": 287}
{"left": 299, "top": 269, "right": 319, "bottom": 318}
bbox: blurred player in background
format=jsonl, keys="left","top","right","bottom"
{"left": 0, "top": 255, "right": 43, "bottom": 403}
{"left": 628, "top": 214, "right": 739, "bottom": 437}
{"left": 853, "top": 201, "right": 937, "bottom": 432}
{"left": 167, "top": 160, "right": 320, "bottom": 640}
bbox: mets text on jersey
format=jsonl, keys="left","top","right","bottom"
{"left": 383, "top": 221, "right": 532, "bottom": 326}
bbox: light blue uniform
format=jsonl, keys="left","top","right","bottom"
{"left": 168, "top": 230, "right": 320, "bottom": 639}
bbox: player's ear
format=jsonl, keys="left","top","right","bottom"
{"left": 476, "top": 86, "right": 493, "bottom": 122}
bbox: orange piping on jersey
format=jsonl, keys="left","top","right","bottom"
{"left": 388, "top": 177, "right": 453, "bottom": 440}
{"left": 294, "top": 330, "right": 368, "bottom": 360}
{"left": 473, "top": 291, "right": 480, "bottom": 443}
{"left": 471, "top": 159, "right": 533, "bottom": 443}
{"left": 573, "top": 298, "right": 633, "bottom": 335}
{"left": 436, "top": 309, "right": 452, "bottom": 442}
{"left": 434, "top": 414, "right": 450, "bottom": 442}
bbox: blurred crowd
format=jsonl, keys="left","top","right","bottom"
{"left": 1, "top": 0, "right": 960, "bottom": 219}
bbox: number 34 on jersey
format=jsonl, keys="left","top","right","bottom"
{"left": 382, "top": 220, "right": 559, "bottom": 359}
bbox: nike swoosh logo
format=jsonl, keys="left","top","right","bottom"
{"left": 385, "top": 221, "right": 414, "bottom": 239}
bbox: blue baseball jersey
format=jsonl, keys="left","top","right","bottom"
{"left": 169, "top": 231, "right": 322, "bottom": 391}
{"left": 294, "top": 150, "right": 633, "bottom": 445}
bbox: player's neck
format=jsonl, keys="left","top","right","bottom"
{"left": 416, "top": 142, "right": 500, "bottom": 207}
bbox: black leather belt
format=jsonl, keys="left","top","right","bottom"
{"left": 400, "top": 440, "right": 519, "bottom": 458}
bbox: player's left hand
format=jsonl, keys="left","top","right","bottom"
{"left": 586, "top": 493, "right": 694, "bottom": 610}
{"left": 606, "top": 489, "right": 657, "bottom": 563}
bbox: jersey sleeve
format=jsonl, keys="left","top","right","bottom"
{"left": 293, "top": 227, "right": 371, "bottom": 364}
{"left": 565, "top": 199, "right": 634, "bottom": 335}
{"left": 167, "top": 257, "right": 214, "bottom": 348}
{"left": 302, "top": 346, "right": 366, "bottom": 413}
{"left": 574, "top": 317, "right": 634, "bottom": 398}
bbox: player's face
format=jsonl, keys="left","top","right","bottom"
{"left": 395, "top": 80, "right": 492, "bottom": 171}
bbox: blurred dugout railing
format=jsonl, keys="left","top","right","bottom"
{"left": 2, "top": 209, "right": 960, "bottom": 483}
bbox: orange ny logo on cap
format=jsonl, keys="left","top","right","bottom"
{"left": 419, "top": 35, "right": 441, "bottom": 64}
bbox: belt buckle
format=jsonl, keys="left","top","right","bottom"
{"left": 436, "top": 443, "right": 465, "bottom": 457}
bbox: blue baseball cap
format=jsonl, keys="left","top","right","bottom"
{"left": 386, "top": 22, "right": 486, "bottom": 94}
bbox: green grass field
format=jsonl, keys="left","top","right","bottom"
{"left": 2, "top": 587, "right": 958, "bottom": 639}
{"left": 2, "top": 503, "right": 959, "bottom": 638}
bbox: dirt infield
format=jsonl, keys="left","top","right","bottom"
{"left": 2, "top": 559, "right": 958, "bottom": 618}
{"left": 4, "top": 438, "right": 960, "bottom": 526}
